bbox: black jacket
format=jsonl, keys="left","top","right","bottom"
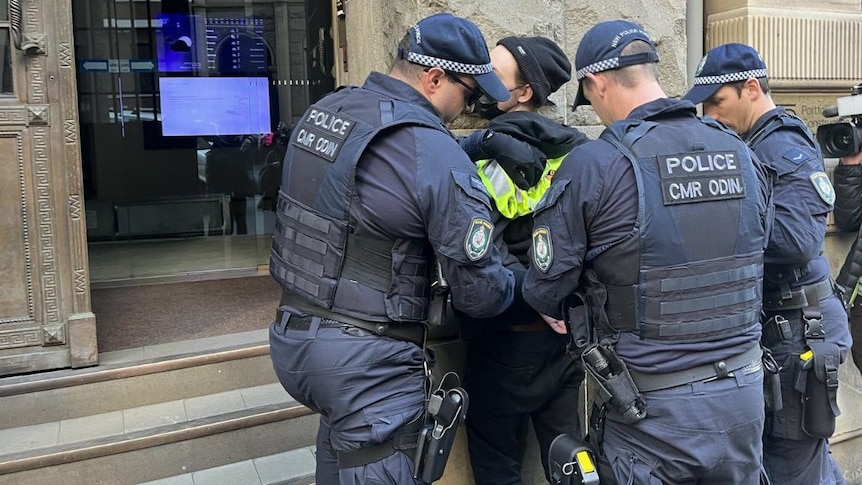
{"left": 833, "top": 164, "right": 862, "bottom": 297}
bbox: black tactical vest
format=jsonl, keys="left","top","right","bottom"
{"left": 270, "top": 86, "right": 445, "bottom": 322}
{"left": 589, "top": 117, "right": 766, "bottom": 343}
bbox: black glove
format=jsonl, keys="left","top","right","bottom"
{"left": 481, "top": 131, "right": 547, "bottom": 190}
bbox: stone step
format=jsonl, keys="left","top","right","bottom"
{"left": 0, "top": 329, "right": 275, "bottom": 430}
{"left": 135, "top": 446, "right": 316, "bottom": 485}
{"left": 0, "top": 382, "right": 317, "bottom": 485}
{"left": 0, "top": 329, "right": 323, "bottom": 484}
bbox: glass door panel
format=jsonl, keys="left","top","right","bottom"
{"left": 74, "top": 0, "right": 334, "bottom": 284}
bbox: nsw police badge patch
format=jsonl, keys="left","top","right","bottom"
{"left": 810, "top": 171, "right": 835, "bottom": 205}
{"left": 533, "top": 226, "right": 553, "bottom": 273}
{"left": 465, "top": 218, "right": 493, "bottom": 261}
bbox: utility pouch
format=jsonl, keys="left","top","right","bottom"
{"left": 547, "top": 434, "right": 601, "bottom": 485}
{"left": 565, "top": 292, "right": 591, "bottom": 354}
{"left": 427, "top": 261, "right": 450, "bottom": 328}
{"left": 762, "top": 346, "right": 783, "bottom": 413}
{"left": 581, "top": 345, "right": 647, "bottom": 424}
{"left": 793, "top": 342, "right": 841, "bottom": 439}
{"left": 413, "top": 372, "right": 468, "bottom": 484}
{"left": 761, "top": 314, "right": 792, "bottom": 349}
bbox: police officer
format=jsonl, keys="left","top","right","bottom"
{"left": 834, "top": 150, "right": 862, "bottom": 375}
{"left": 268, "top": 13, "right": 518, "bottom": 485}
{"left": 523, "top": 21, "right": 771, "bottom": 484}
{"left": 459, "top": 36, "right": 588, "bottom": 485}
{"left": 683, "top": 43, "right": 851, "bottom": 485}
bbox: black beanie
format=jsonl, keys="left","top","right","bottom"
{"left": 497, "top": 36, "right": 572, "bottom": 106}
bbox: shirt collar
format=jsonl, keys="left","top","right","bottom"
{"left": 627, "top": 97, "right": 698, "bottom": 121}
{"left": 362, "top": 72, "right": 441, "bottom": 119}
{"left": 746, "top": 106, "right": 785, "bottom": 142}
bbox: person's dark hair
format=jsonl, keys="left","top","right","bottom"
{"left": 391, "top": 32, "right": 430, "bottom": 78}
{"left": 728, "top": 78, "right": 770, "bottom": 96}
{"left": 602, "top": 40, "right": 660, "bottom": 87}
{"left": 511, "top": 68, "right": 535, "bottom": 107}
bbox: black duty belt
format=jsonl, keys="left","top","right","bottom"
{"left": 276, "top": 308, "right": 425, "bottom": 346}
{"left": 628, "top": 344, "right": 762, "bottom": 392}
{"left": 763, "top": 279, "right": 834, "bottom": 312}
{"left": 336, "top": 414, "right": 423, "bottom": 468}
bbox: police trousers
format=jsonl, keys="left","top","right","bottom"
{"left": 465, "top": 328, "right": 583, "bottom": 485}
{"left": 269, "top": 311, "right": 426, "bottom": 485}
{"left": 763, "top": 291, "right": 850, "bottom": 485}
{"left": 602, "top": 360, "right": 764, "bottom": 484}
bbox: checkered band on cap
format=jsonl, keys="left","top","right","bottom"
{"left": 575, "top": 58, "right": 620, "bottom": 80}
{"left": 693, "top": 68, "right": 768, "bottom": 86}
{"left": 405, "top": 51, "right": 494, "bottom": 75}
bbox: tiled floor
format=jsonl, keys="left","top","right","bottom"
{"left": 98, "top": 328, "right": 269, "bottom": 366}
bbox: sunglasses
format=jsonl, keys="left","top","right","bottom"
{"left": 445, "top": 72, "right": 483, "bottom": 107}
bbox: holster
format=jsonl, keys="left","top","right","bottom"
{"left": 547, "top": 434, "right": 602, "bottom": 485}
{"left": 412, "top": 372, "right": 468, "bottom": 484}
{"left": 793, "top": 341, "right": 841, "bottom": 439}
{"left": 581, "top": 345, "right": 647, "bottom": 425}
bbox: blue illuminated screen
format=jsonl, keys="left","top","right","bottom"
{"left": 155, "top": 13, "right": 202, "bottom": 73}
{"left": 159, "top": 77, "right": 271, "bottom": 137}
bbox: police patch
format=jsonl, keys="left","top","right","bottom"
{"left": 465, "top": 218, "right": 493, "bottom": 261}
{"left": 533, "top": 226, "right": 553, "bottom": 273}
{"left": 810, "top": 171, "right": 836, "bottom": 205}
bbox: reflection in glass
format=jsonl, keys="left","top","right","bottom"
{"left": 0, "top": 1, "right": 7, "bottom": 21}
{"left": 0, "top": 29, "right": 11, "bottom": 93}
{"left": 73, "top": 0, "right": 334, "bottom": 283}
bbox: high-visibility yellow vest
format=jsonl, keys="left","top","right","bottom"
{"left": 476, "top": 154, "right": 566, "bottom": 219}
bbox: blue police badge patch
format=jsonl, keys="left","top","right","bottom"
{"left": 810, "top": 171, "right": 835, "bottom": 206}
{"left": 533, "top": 226, "right": 553, "bottom": 273}
{"left": 465, "top": 218, "right": 493, "bottom": 261}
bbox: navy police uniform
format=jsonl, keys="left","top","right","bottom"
{"left": 268, "top": 14, "right": 516, "bottom": 485}
{"left": 684, "top": 43, "right": 850, "bottom": 485}
{"left": 524, "top": 95, "right": 771, "bottom": 483}
{"left": 464, "top": 111, "right": 588, "bottom": 485}
{"left": 749, "top": 107, "right": 850, "bottom": 485}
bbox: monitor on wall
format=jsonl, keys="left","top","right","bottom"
{"left": 155, "top": 13, "right": 202, "bottom": 73}
{"left": 158, "top": 77, "right": 271, "bottom": 137}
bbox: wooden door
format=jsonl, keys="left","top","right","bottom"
{"left": 0, "top": 0, "right": 96, "bottom": 376}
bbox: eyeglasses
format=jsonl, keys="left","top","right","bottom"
{"left": 445, "top": 72, "right": 483, "bottom": 107}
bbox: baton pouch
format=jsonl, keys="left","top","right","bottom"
{"left": 762, "top": 346, "right": 783, "bottom": 413}
{"left": 413, "top": 373, "right": 468, "bottom": 483}
{"left": 793, "top": 342, "right": 841, "bottom": 438}
{"left": 427, "top": 262, "right": 450, "bottom": 328}
{"left": 548, "top": 433, "right": 601, "bottom": 485}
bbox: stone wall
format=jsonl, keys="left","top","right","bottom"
{"left": 337, "top": 0, "right": 688, "bottom": 129}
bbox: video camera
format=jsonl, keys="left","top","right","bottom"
{"left": 818, "top": 83, "right": 862, "bottom": 158}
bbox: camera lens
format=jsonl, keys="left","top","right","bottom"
{"left": 818, "top": 122, "right": 862, "bottom": 158}
{"left": 829, "top": 125, "right": 852, "bottom": 151}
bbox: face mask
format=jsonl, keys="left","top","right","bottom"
{"left": 476, "top": 94, "right": 506, "bottom": 120}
